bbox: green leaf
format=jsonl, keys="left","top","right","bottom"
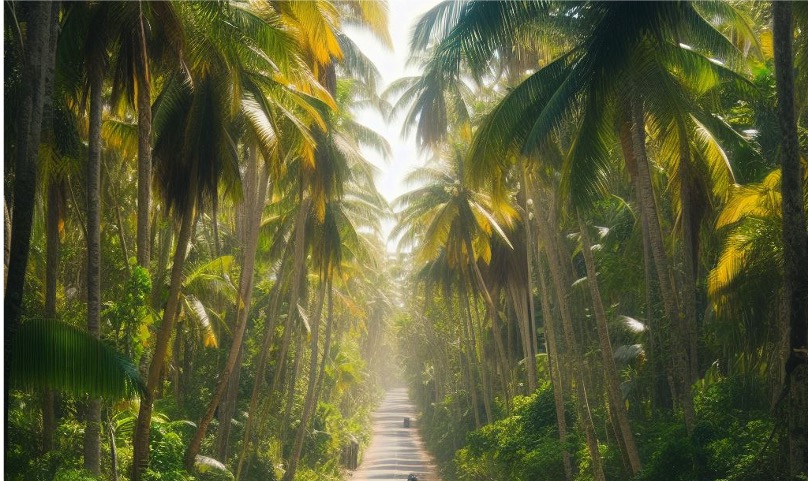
{"left": 10, "top": 319, "right": 145, "bottom": 399}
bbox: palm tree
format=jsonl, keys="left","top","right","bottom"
{"left": 402, "top": 0, "right": 761, "bottom": 436}
{"left": 130, "top": 1, "right": 338, "bottom": 476}
{"left": 105, "top": 2, "right": 184, "bottom": 269}
{"left": 772, "top": 2, "right": 808, "bottom": 475}
{"left": 393, "top": 150, "right": 516, "bottom": 425}
{"left": 284, "top": 79, "right": 391, "bottom": 481}
{"left": 4, "top": 1, "right": 59, "bottom": 411}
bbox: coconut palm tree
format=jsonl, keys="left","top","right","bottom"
{"left": 772, "top": 2, "right": 808, "bottom": 475}
{"left": 400, "top": 0, "right": 761, "bottom": 437}
{"left": 4, "top": 1, "right": 60, "bottom": 414}
{"left": 131, "top": 3, "right": 332, "bottom": 478}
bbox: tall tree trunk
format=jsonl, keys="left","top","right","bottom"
{"left": 110, "top": 418, "right": 119, "bottom": 481}
{"left": 627, "top": 97, "right": 696, "bottom": 433}
{"left": 450, "top": 291, "right": 481, "bottom": 429}
{"left": 536, "top": 256, "right": 573, "bottom": 480}
{"left": 678, "top": 131, "right": 700, "bottom": 384}
{"left": 84, "top": 62, "right": 104, "bottom": 476}
{"left": 773, "top": 3, "right": 808, "bottom": 476}
{"left": 578, "top": 213, "right": 642, "bottom": 474}
{"left": 5, "top": 4, "right": 54, "bottom": 426}
{"left": 41, "top": 3, "right": 61, "bottom": 452}
{"left": 535, "top": 193, "right": 605, "bottom": 481}
{"left": 236, "top": 197, "right": 309, "bottom": 481}
{"left": 184, "top": 151, "right": 269, "bottom": 470}
{"left": 214, "top": 342, "right": 242, "bottom": 462}
{"left": 280, "top": 332, "right": 305, "bottom": 446}
{"left": 619, "top": 120, "right": 671, "bottom": 412}
{"left": 466, "top": 237, "right": 514, "bottom": 393}
{"left": 466, "top": 288, "right": 494, "bottom": 424}
{"left": 523, "top": 167, "right": 540, "bottom": 389}
{"left": 284, "top": 279, "right": 328, "bottom": 481}
{"left": 314, "top": 278, "right": 335, "bottom": 403}
{"left": 136, "top": 2, "right": 152, "bottom": 268}
{"left": 215, "top": 158, "right": 266, "bottom": 462}
{"left": 132, "top": 192, "right": 197, "bottom": 481}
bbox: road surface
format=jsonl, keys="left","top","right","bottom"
{"left": 349, "top": 388, "right": 440, "bottom": 481}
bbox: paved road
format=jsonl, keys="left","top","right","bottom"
{"left": 348, "top": 388, "right": 440, "bottom": 481}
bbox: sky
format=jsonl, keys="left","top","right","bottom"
{"left": 343, "top": 0, "right": 442, "bottom": 249}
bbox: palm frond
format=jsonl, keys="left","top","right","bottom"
{"left": 10, "top": 319, "right": 145, "bottom": 399}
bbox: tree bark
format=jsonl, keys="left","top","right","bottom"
{"left": 284, "top": 279, "right": 328, "bottom": 481}
{"left": 627, "top": 97, "right": 696, "bottom": 434}
{"left": 536, "top": 257, "right": 573, "bottom": 481}
{"left": 678, "top": 130, "right": 700, "bottom": 384}
{"left": 535, "top": 192, "right": 605, "bottom": 481}
{"left": 136, "top": 1, "right": 152, "bottom": 268}
{"left": 236, "top": 196, "right": 310, "bottom": 481}
{"left": 83, "top": 60, "right": 104, "bottom": 476}
{"left": 578, "top": 213, "right": 642, "bottom": 474}
{"left": 618, "top": 119, "right": 671, "bottom": 412}
{"left": 184, "top": 151, "right": 269, "bottom": 470}
{"left": 5, "top": 3, "right": 54, "bottom": 425}
{"left": 772, "top": 3, "right": 808, "bottom": 476}
{"left": 132, "top": 193, "right": 197, "bottom": 481}
{"left": 42, "top": 3, "right": 62, "bottom": 452}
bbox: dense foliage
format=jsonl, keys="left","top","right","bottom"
{"left": 4, "top": 1, "right": 808, "bottom": 481}
{"left": 389, "top": 2, "right": 808, "bottom": 481}
{"left": 5, "top": 2, "right": 397, "bottom": 481}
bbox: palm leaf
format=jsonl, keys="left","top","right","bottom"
{"left": 10, "top": 319, "right": 145, "bottom": 399}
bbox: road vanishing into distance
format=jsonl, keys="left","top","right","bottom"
{"left": 349, "top": 388, "right": 440, "bottom": 481}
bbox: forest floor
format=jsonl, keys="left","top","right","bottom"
{"left": 348, "top": 387, "right": 440, "bottom": 481}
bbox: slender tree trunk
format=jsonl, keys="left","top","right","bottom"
{"left": 5, "top": 4, "right": 54, "bottom": 425}
{"left": 132, "top": 192, "right": 197, "bottom": 481}
{"left": 136, "top": 2, "right": 152, "bottom": 268}
{"left": 314, "top": 279, "right": 335, "bottom": 402}
{"left": 236, "top": 197, "right": 309, "bottom": 481}
{"left": 627, "top": 97, "right": 696, "bottom": 433}
{"left": 578, "top": 213, "right": 642, "bottom": 474}
{"left": 284, "top": 279, "right": 328, "bottom": 481}
{"left": 466, "top": 288, "right": 494, "bottom": 423}
{"left": 536, "top": 256, "right": 572, "bottom": 481}
{"left": 523, "top": 167, "right": 540, "bottom": 388}
{"left": 678, "top": 132, "right": 700, "bottom": 384}
{"left": 4, "top": 199, "right": 11, "bottom": 283}
{"left": 466, "top": 237, "right": 514, "bottom": 393}
{"left": 184, "top": 152, "right": 269, "bottom": 470}
{"left": 450, "top": 292, "right": 481, "bottom": 429}
{"left": 104, "top": 159, "right": 131, "bottom": 276}
{"left": 110, "top": 419, "right": 119, "bottom": 481}
{"left": 41, "top": 4, "right": 61, "bottom": 451}
{"left": 83, "top": 62, "right": 104, "bottom": 476}
{"left": 535, "top": 193, "right": 605, "bottom": 481}
{"left": 215, "top": 342, "right": 242, "bottom": 462}
{"left": 280, "top": 333, "right": 305, "bottom": 446}
{"left": 619, "top": 120, "right": 670, "bottom": 412}
{"left": 773, "top": 3, "right": 808, "bottom": 476}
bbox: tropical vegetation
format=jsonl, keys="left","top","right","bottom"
{"left": 4, "top": 1, "right": 808, "bottom": 481}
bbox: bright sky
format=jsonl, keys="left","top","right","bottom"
{"left": 344, "top": 0, "right": 441, "bottom": 249}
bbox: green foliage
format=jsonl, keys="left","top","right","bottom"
{"left": 53, "top": 469, "right": 102, "bottom": 481}
{"left": 143, "top": 419, "right": 195, "bottom": 481}
{"left": 451, "top": 386, "right": 569, "bottom": 481}
{"left": 636, "top": 375, "right": 781, "bottom": 481}
{"left": 194, "top": 456, "right": 234, "bottom": 481}
{"left": 10, "top": 318, "right": 145, "bottom": 399}
{"left": 105, "top": 265, "right": 153, "bottom": 364}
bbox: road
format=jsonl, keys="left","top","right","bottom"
{"left": 348, "top": 388, "right": 440, "bottom": 481}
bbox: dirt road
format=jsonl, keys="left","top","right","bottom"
{"left": 348, "top": 388, "right": 440, "bottom": 481}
